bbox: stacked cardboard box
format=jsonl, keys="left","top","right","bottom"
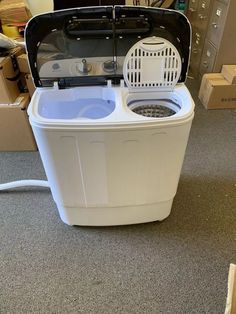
{"left": 0, "top": 48, "right": 36, "bottom": 151}
{"left": 199, "top": 65, "right": 236, "bottom": 109}
{"left": 0, "top": 47, "right": 23, "bottom": 104}
{"left": 0, "top": 93, "right": 36, "bottom": 151}
{"left": 0, "top": 0, "right": 32, "bottom": 39}
{"left": 16, "top": 53, "right": 35, "bottom": 97}
{"left": 221, "top": 65, "right": 236, "bottom": 85}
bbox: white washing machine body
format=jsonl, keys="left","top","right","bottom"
{"left": 26, "top": 6, "right": 194, "bottom": 225}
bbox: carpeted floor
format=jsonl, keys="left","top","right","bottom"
{"left": 0, "top": 80, "right": 236, "bottom": 313}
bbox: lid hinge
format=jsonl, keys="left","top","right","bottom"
{"left": 115, "top": 15, "right": 151, "bottom": 36}
{"left": 53, "top": 81, "right": 59, "bottom": 90}
{"left": 53, "top": 79, "right": 67, "bottom": 90}
{"left": 107, "top": 80, "right": 112, "bottom": 88}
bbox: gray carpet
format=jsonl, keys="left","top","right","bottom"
{"left": 0, "top": 80, "right": 236, "bottom": 314}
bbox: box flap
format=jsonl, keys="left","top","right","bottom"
{"left": 210, "top": 79, "right": 231, "bottom": 87}
{"left": 222, "top": 65, "right": 236, "bottom": 84}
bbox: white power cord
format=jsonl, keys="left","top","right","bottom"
{"left": 0, "top": 180, "right": 50, "bottom": 191}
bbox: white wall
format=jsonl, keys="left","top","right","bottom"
{"left": 27, "top": 1, "right": 146, "bottom": 16}
{"left": 27, "top": 0, "right": 53, "bottom": 16}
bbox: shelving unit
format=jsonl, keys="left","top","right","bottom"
{"left": 187, "top": 0, "right": 236, "bottom": 80}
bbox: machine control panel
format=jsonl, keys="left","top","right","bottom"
{"left": 39, "top": 57, "right": 124, "bottom": 78}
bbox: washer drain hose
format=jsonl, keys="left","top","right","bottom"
{"left": 0, "top": 180, "right": 50, "bottom": 191}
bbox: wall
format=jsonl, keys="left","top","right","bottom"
{"left": 27, "top": 0, "right": 138, "bottom": 16}
{"left": 27, "top": 0, "right": 53, "bottom": 15}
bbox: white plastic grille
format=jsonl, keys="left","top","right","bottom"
{"left": 123, "top": 37, "right": 182, "bottom": 91}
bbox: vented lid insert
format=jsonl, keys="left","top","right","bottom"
{"left": 123, "top": 37, "right": 182, "bottom": 91}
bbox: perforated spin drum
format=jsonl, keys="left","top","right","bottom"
{"left": 123, "top": 37, "right": 182, "bottom": 118}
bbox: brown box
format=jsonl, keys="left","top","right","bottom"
{"left": 0, "top": 0, "right": 32, "bottom": 25}
{"left": 0, "top": 93, "right": 37, "bottom": 151}
{"left": 17, "top": 54, "right": 30, "bottom": 73}
{"left": 221, "top": 65, "right": 236, "bottom": 84}
{"left": 200, "top": 73, "right": 224, "bottom": 82}
{"left": 25, "top": 73, "right": 36, "bottom": 97}
{"left": 0, "top": 47, "right": 23, "bottom": 104}
{"left": 225, "top": 264, "right": 236, "bottom": 314}
{"left": 199, "top": 74, "right": 236, "bottom": 109}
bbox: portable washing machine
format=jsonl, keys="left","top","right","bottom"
{"left": 25, "top": 5, "right": 194, "bottom": 226}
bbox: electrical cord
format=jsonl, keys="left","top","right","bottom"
{"left": 0, "top": 180, "right": 50, "bottom": 191}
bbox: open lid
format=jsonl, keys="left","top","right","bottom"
{"left": 25, "top": 6, "right": 191, "bottom": 88}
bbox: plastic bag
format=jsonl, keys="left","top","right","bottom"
{"left": 0, "top": 33, "right": 26, "bottom": 49}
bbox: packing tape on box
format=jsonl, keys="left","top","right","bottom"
{"left": 2, "top": 24, "right": 20, "bottom": 38}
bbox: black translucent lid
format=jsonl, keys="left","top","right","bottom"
{"left": 25, "top": 6, "right": 191, "bottom": 88}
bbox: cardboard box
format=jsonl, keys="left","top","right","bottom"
{"left": 0, "top": 0, "right": 32, "bottom": 25}
{"left": 200, "top": 73, "right": 224, "bottom": 82}
{"left": 25, "top": 73, "right": 36, "bottom": 97}
{"left": 221, "top": 65, "right": 236, "bottom": 84}
{"left": 225, "top": 264, "right": 236, "bottom": 314}
{"left": 0, "top": 93, "right": 37, "bottom": 151}
{"left": 17, "top": 54, "right": 30, "bottom": 73}
{"left": 198, "top": 73, "right": 224, "bottom": 108}
{"left": 199, "top": 74, "right": 236, "bottom": 109}
{"left": 0, "top": 47, "right": 23, "bottom": 104}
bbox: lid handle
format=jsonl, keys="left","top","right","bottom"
{"left": 139, "top": 38, "right": 167, "bottom": 52}
{"left": 64, "top": 17, "right": 113, "bottom": 38}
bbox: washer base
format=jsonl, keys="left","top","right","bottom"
{"left": 56, "top": 200, "right": 173, "bottom": 226}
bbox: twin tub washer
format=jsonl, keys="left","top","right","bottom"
{"left": 26, "top": 6, "right": 194, "bottom": 226}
